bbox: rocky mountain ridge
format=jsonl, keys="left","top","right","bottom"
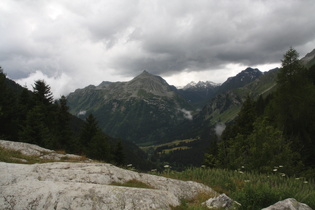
{"left": 67, "top": 67, "right": 270, "bottom": 145}
{"left": 301, "top": 48, "right": 315, "bottom": 67}
{"left": 182, "top": 81, "right": 220, "bottom": 90}
{"left": 217, "top": 67, "right": 263, "bottom": 94}
{"left": 67, "top": 71, "right": 193, "bottom": 145}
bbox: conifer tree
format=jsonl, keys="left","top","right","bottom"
{"left": 20, "top": 80, "right": 56, "bottom": 148}
{"left": 113, "top": 141, "right": 125, "bottom": 166}
{"left": 33, "top": 80, "right": 54, "bottom": 105}
{"left": 55, "top": 96, "right": 72, "bottom": 149}
{"left": 0, "top": 67, "right": 19, "bottom": 139}
{"left": 271, "top": 48, "right": 315, "bottom": 167}
{"left": 80, "top": 114, "right": 111, "bottom": 161}
{"left": 80, "top": 114, "right": 98, "bottom": 148}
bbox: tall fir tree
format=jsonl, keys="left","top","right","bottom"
{"left": 55, "top": 95, "right": 72, "bottom": 150}
{"left": 113, "top": 141, "right": 125, "bottom": 166}
{"left": 20, "top": 80, "right": 57, "bottom": 148}
{"left": 271, "top": 48, "right": 315, "bottom": 167}
{"left": 33, "top": 80, "right": 54, "bottom": 105}
{"left": 0, "top": 67, "right": 19, "bottom": 139}
{"left": 80, "top": 114, "right": 99, "bottom": 148}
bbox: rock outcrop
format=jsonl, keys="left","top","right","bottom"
{"left": 2, "top": 140, "right": 311, "bottom": 209}
{"left": 203, "top": 193, "right": 238, "bottom": 209}
{"left": 262, "top": 198, "right": 313, "bottom": 210}
{"left": 0, "top": 140, "right": 85, "bottom": 161}
{"left": 0, "top": 140, "right": 216, "bottom": 209}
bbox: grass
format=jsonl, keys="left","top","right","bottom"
{"left": 140, "top": 138, "right": 197, "bottom": 153}
{"left": 163, "top": 146, "right": 190, "bottom": 154}
{"left": 0, "top": 146, "right": 89, "bottom": 164}
{"left": 0, "top": 146, "right": 51, "bottom": 164}
{"left": 111, "top": 179, "right": 154, "bottom": 189}
{"left": 172, "top": 192, "right": 217, "bottom": 210}
{"left": 155, "top": 167, "right": 315, "bottom": 209}
{"left": 210, "top": 105, "right": 240, "bottom": 124}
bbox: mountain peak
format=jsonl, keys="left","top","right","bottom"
{"left": 126, "top": 71, "right": 174, "bottom": 98}
{"left": 140, "top": 70, "right": 150, "bottom": 75}
{"left": 132, "top": 70, "right": 156, "bottom": 80}
{"left": 182, "top": 81, "right": 220, "bottom": 90}
{"left": 243, "top": 67, "right": 260, "bottom": 73}
{"left": 183, "top": 81, "right": 197, "bottom": 90}
{"left": 218, "top": 67, "right": 262, "bottom": 94}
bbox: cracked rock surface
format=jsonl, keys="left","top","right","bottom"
{"left": 0, "top": 140, "right": 215, "bottom": 209}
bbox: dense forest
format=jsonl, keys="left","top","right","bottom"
{"left": 204, "top": 48, "right": 315, "bottom": 178}
{"left": 0, "top": 71, "right": 138, "bottom": 167}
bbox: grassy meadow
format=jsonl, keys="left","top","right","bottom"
{"left": 156, "top": 167, "right": 315, "bottom": 209}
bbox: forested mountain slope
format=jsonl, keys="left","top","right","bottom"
{"left": 0, "top": 69, "right": 153, "bottom": 170}
{"left": 67, "top": 70, "right": 194, "bottom": 145}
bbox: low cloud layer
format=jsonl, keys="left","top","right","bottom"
{"left": 1, "top": 0, "right": 315, "bottom": 98}
{"left": 179, "top": 108, "right": 193, "bottom": 120}
{"left": 215, "top": 123, "right": 226, "bottom": 138}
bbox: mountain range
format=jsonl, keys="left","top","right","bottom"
{"left": 66, "top": 49, "right": 315, "bottom": 168}
{"left": 2, "top": 48, "right": 314, "bottom": 170}
{"left": 67, "top": 70, "right": 194, "bottom": 145}
{"left": 67, "top": 67, "right": 269, "bottom": 146}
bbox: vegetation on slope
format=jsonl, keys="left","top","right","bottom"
{"left": 157, "top": 167, "right": 315, "bottom": 209}
{"left": 0, "top": 68, "right": 152, "bottom": 170}
{"left": 204, "top": 48, "right": 315, "bottom": 179}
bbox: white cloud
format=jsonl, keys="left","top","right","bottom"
{"left": 0, "top": 0, "right": 314, "bottom": 96}
{"left": 215, "top": 123, "right": 226, "bottom": 138}
{"left": 179, "top": 108, "right": 193, "bottom": 120}
{"left": 15, "top": 70, "right": 72, "bottom": 99}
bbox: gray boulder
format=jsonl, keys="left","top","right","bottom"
{"left": 0, "top": 140, "right": 216, "bottom": 209}
{"left": 203, "top": 193, "right": 237, "bottom": 209}
{"left": 0, "top": 139, "right": 86, "bottom": 161}
{"left": 262, "top": 198, "right": 313, "bottom": 210}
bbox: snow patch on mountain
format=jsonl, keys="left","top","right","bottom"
{"left": 182, "top": 81, "right": 220, "bottom": 90}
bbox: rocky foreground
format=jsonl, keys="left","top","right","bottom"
{"left": 1, "top": 162, "right": 215, "bottom": 209}
{"left": 0, "top": 140, "right": 216, "bottom": 209}
{"left": 0, "top": 140, "right": 313, "bottom": 209}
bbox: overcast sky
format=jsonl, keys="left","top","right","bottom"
{"left": 1, "top": 0, "right": 315, "bottom": 98}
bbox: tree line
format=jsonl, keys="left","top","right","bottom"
{"left": 204, "top": 48, "right": 315, "bottom": 178}
{"left": 0, "top": 71, "right": 124, "bottom": 165}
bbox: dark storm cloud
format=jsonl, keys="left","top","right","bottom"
{"left": 0, "top": 0, "right": 315, "bottom": 96}
{"left": 109, "top": 0, "right": 315, "bottom": 77}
